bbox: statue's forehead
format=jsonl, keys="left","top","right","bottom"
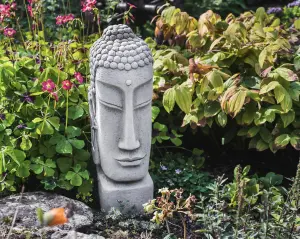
{"left": 95, "top": 67, "right": 152, "bottom": 88}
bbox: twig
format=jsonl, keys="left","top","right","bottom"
{"left": 165, "top": 219, "right": 171, "bottom": 234}
{"left": 6, "top": 185, "right": 25, "bottom": 239}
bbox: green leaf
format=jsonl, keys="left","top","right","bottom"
{"left": 274, "top": 67, "right": 298, "bottom": 81}
{"left": 3, "top": 114, "right": 15, "bottom": 127}
{"left": 204, "top": 101, "right": 220, "bottom": 117}
{"left": 163, "top": 88, "right": 176, "bottom": 113}
{"left": 170, "top": 137, "right": 182, "bottom": 146}
{"left": 274, "top": 134, "right": 290, "bottom": 148}
{"left": 280, "top": 111, "right": 295, "bottom": 128}
{"left": 69, "top": 139, "right": 85, "bottom": 149}
{"left": 152, "top": 106, "right": 160, "bottom": 122}
{"left": 68, "top": 106, "right": 84, "bottom": 120}
{"left": 57, "top": 157, "right": 73, "bottom": 173}
{"left": 217, "top": 111, "right": 227, "bottom": 127}
{"left": 66, "top": 126, "right": 81, "bottom": 139}
{"left": 16, "top": 160, "right": 30, "bottom": 178}
{"left": 20, "top": 137, "right": 32, "bottom": 151}
{"left": 260, "top": 81, "right": 280, "bottom": 94}
{"left": 247, "top": 126, "right": 260, "bottom": 138}
{"left": 47, "top": 117, "right": 60, "bottom": 130}
{"left": 78, "top": 180, "right": 93, "bottom": 194}
{"left": 66, "top": 171, "right": 82, "bottom": 186}
{"left": 295, "top": 19, "right": 300, "bottom": 29}
{"left": 207, "top": 70, "right": 224, "bottom": 94}
{"left": 256, "top": 139, "right": 269, "bottom": 151}
{"left": 229, "top": 90, "right": 247, "bottom": 117}
{"left": 36, "top": 208, "right": 44, "bottom": 224}
{"left": 79, "top": 170, "right": 89, "bottom": 180}
{"left": 56, "top": 138, "right": 72, "bottom": 154}
{"left": 36, "top": 121, "right": 54, "bottom": 135}
{"left": 175, "top": 83, "right": 192, "bottom": 114}
{"left": 259, "top": 127, "right": 272, "bottom": 143}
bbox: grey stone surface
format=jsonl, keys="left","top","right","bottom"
{"left": 88, "top": 24, "right": 154, "bottom": 213}
{"left": 51, "top": 231, "right": 105, "bottom": 239}
{"left": 0, "top": 192, "right": 93, "bottom": 237}
{"left": 98, "top": 170, "right": 153, "bottom": 213}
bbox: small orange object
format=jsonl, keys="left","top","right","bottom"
{"left": 46, "top": 208, "right": 68, "bottom": 226}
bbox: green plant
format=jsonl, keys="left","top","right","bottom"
{"left": 0, "top": 0, "right": 99, "bottom": 198}
{"left": 150, "top": 151, "right": 213, "bottom": 197}
{"left": 150, "top": 5, "right": 300, "bottom": 153}
{"left": 143, "top": 188, "right": 197, "bottom": 239}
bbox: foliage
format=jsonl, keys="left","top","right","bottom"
{"left": 0, "top": 0, "right": 99, "bottom": 198}
{"left": 150, "top": 5, "right": 300, "bottom": 153}
{"left": 150, "top": 151, "right": 213, "bottom": 197}
{"left": 183, "top": 0, "right": 247, "bottom": 18}
{"left": 146, "top": 164, "right": 300, "bottom": 239}
{"left": 143, "top": 188, "right": 197, "bottom": 239}
{"left": 196, "top": 164, "right": 300, "bottom": 238}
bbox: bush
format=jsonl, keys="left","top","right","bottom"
{"left": 144, "top": 164, "right": 300, "bottom": 239}
{"left": 0, "top": 0, "right": 100, "bottom": 198}
{"left": 150, "top": 5, "right": 300, "bottom": 153}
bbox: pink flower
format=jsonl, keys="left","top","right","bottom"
{"left": 63, "top": 14, "right": 74, "bottom": 23}
{"left": 42, "top": 79, "right": 56, "bottom": 92}
{"left": 74, "top": 72, "right": 84, "bottom": 84}
{"left": 56, "top": 15, "right": 64, "bottom": 25}
{"left": 4, "top": 28, "right": 16, "bottom": 38}
{"left": 81, "top": 0, "right": 96, "bottom": 12}
{"left": 10, "top": 2, "right": 17, "bottom": 10}
{"left": 82, "top": 4, "right": 92, "bottom": 12}
{"left": 0, "top": 4, "right": 11, "bottom": 17}
{"left": 51, "top": 92, "right": 59, "bottom": 101}
{"left": 62, "top": 80, "right": 73, "bottom": 90}
{"left": 27, "top": 0, "right": 32, "bottom": 5}
{"left": 27, "top": 5, "right": 33, "bottom": 17}
{"left": 127, "top": 2, "right": 137, "bottom": 8}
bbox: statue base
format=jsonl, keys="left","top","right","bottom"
{"left": 97, "top": 170, "right": 154, "bottom": 214}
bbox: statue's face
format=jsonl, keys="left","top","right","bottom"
{"left": 95, "top": 67, "right": 153, "bottom": 182}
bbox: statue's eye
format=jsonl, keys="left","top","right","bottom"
{"left": 99, "top": 99, "right": 123, "bottom": 110}
{"left": 135, "top": 99, "right": 152, "bottom": 109}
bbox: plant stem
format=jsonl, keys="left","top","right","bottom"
{"left": 165, "top": 219, "right": 171, "bottom": 234}
{"left": 65, "top": 91, "right": 69, "bottom": 133}
{"left": 6, "top": 185, "right": 25, "bottom": 239}
{"left": 179, "top": 213, "right": 187, "bottom": 239}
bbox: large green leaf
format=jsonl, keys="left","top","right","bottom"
{"left": 56, "top": 138, "right": 72, "bottom": 154}
{"left": 57, "top": 157, "right": 73, "bottom": 173}
{"left": 274, "top": 134, "right": 290, "bottom": 148}
{"left": 163, "top": 88, "right": 176, "bottom": 113}
{"left": 280, "top": 111, "right": 295, "bottom": 128}
{"left": 175, "top": 83, "right": 192, "bottom": 114}
{"left": 274, "top": 67, "right": 298, "bottom": 81}
{"left": 204, "top": 101, "right": 221, "bottom": 117}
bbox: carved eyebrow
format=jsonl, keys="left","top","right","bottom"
{"left": 99, "top": 98, "right": 123, "bottom": 110}
{"left": 135, "top": 99, "right": 152, "bottom": 109}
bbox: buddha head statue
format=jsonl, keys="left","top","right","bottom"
{"left": 89, "top": 24, "right": 153, "bottom": 182}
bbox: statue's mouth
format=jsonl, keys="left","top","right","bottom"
{"left": 114, "top": 153, "right": 146, "bottom": 167}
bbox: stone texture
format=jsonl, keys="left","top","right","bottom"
{"left": 97, "top": 170, "right": 153, "bottom": 214}
{"left": 88, "top": 24, "right": 154, "bottom": 213}
{"left": 51, "top": 231, "right": 105, "bottom": 239}
{"left": 0, "top": 192, "right": 93, "bottom": 238}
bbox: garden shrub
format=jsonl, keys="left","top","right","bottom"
{"left": 0, "top": 0, "right": 101, "bottom": 198}
{"left": 150, "top": 151, "right": 213, "bottom": 197}
{"left": 150, "top": 4, "right": 300, "bottom": 153}
{"left": 144, "top": 164, "right": 300, "bottom": 238}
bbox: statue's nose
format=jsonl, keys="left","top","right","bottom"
{"left": 118, "top": 98, "right": 141, "bottom": 151}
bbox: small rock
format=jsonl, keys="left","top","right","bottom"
{"left": 51, "top": 231, "right": 105, "bottom": 239}
{"left": 0, "top": 191, "right": 93, "bottom": 238}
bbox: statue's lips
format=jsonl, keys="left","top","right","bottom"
{"left": 114, "top": 153, "right": 146, "bottom": 167}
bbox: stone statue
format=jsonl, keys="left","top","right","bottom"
{"left": 89, "top": 24, "right": 154, "bottom": 213}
